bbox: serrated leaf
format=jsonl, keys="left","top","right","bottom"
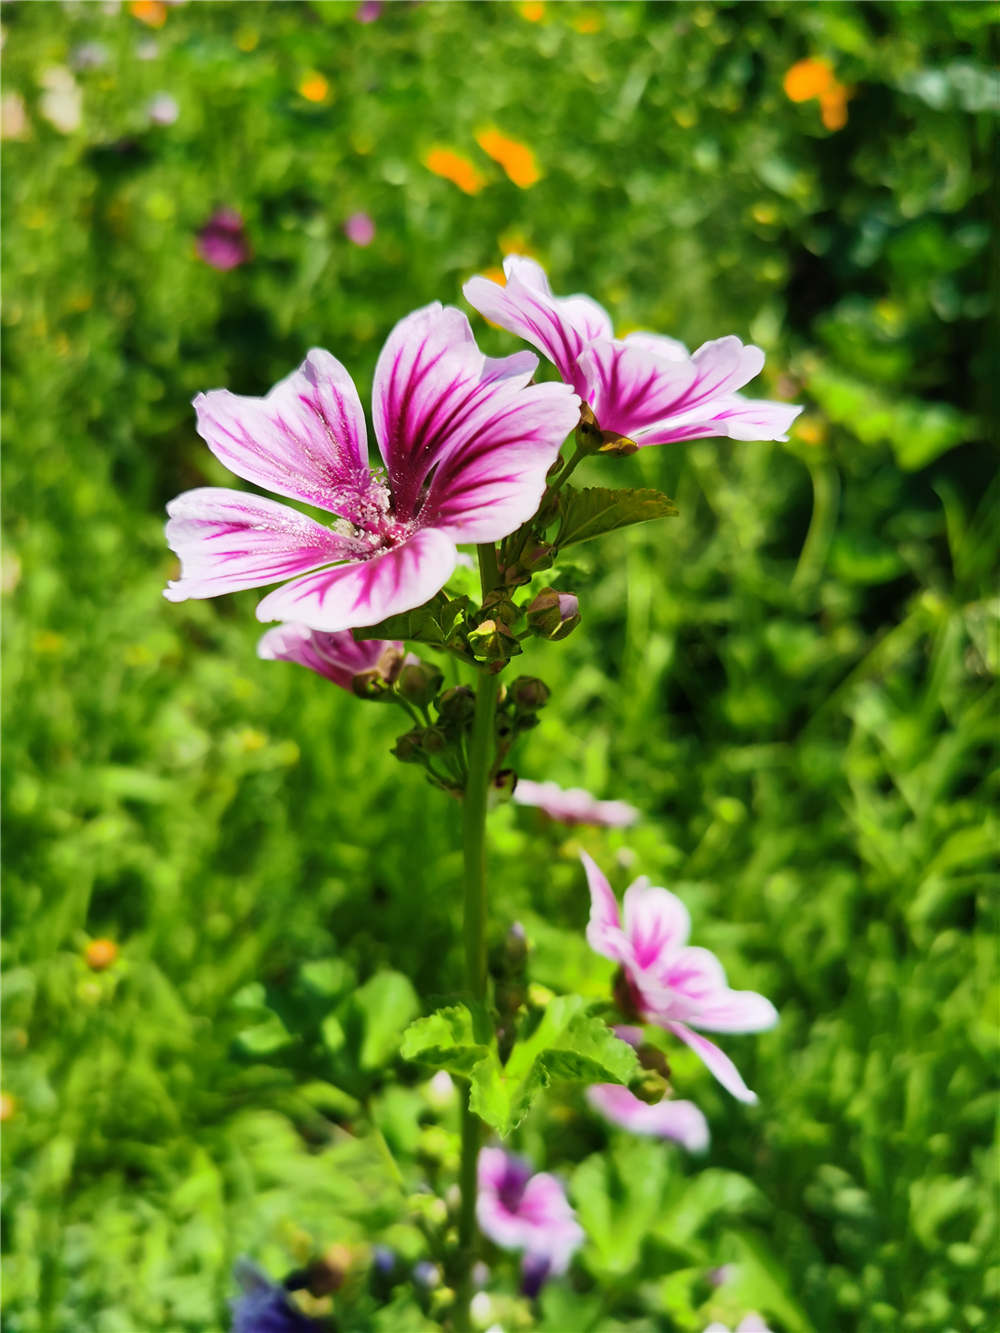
{"left": 401, "top": 1004, "right": 491, "bottom": 1077}
{"left": 353, "top": 591, "right": 470, "bottom": 647}
{"left": 555, "top": 485, "right": 677, "bottom": 549}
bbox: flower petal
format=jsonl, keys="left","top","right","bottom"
{"left": 586, "top": 1085, "right": 710, "bottom": 1151}
{"left": 623, "top": 330, "right": 690, "bottom": 361}
{"left": 634, "top": 393, "right": 802, "bottom": 447}
{"left": 164, "top": 488, "right": 356, "bottom": 602}
{"left": 687, "top": 986, "right": 779, "bottom": 1035}
{"left": 372, "top": 302, "right": 578, "bottom": 540}
{"left": 254, "top": 527, "right": 457, "bottom": 632}
{"left": 193, "top": 349, "right": 373, "bottom": 519}
{"left": 576, "top": 337, "right": 700, "bottom": 436}
{"left": 665, "top": 1021, "right": 759, "bottom": 1104}
{"left": 622, "top": 879, "right": 691, "bottom": 971}
{"left": 464, "top": 254, "right": 613, "bottom": 392}
{"left": 580, "top": 851, "right": 632, "bottom": 966}
{"left": 257, "top": 623, "right": 405, "bottom": 691}
{"left": 513, "top": 779, "right": 639, "bottom": 827}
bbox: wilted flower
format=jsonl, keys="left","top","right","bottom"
{"left": 257, "top": 623, "right": 412, "bottom": 693}
{"left": 464, "top": 256, "right": 801, "bottom": 448}
{"left": 586, "top": 1084, "right": 709, "bottom": 1149}
{"left": 230, "top": 1262, "right": 322, "bottom": 1333}
{"left": 165, "top": 305, "right": 578, "bottom": 631}
{"left": 513, "top": 779, "right": 638, "bottom": 828}
{"left": 704, "top": 1318, "right": 773, "bottom": 1333}
{"left": 477, "top": 1148, "right": 583, "bottom": 1293}
{"left": 147, "top": 92, "right": 179, "bottom": 125}
{"left": 343, "top": 211, "right": 375, "bottom": 246}
{"left": 582, "top": 852, "right": 777, "bottom": 1103}
{"left": 425, "top": 147, "right": 486, "bottom": 195}
{"left": 196, "top": 208, "right": 251, "bottom": 271}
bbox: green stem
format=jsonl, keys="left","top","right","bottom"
{"left": 540, "top": 444, "right": 586, "bottom": 509}
{"left": 455, "top": 543, "right": 500, "bottom": 1332}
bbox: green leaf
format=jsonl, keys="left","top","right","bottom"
{"left": 555, "top": 485, "right": 678, "bottom": 548}
{"left": 353, "top": 591, "right": 470, "bottom": 647}
{"left": 347, "top": 971, "right": 420, "bottom": 1071}
{"left": 467, "top": 996, "right": 640, "bottom": 1136}
{"left": 400, "top": 1004, "right": 491, "bottom": 1077}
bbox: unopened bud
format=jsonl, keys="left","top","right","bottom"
{"left": 526, "top": 588, "right": 581, "bottom": 641}
{"left": 481, "top": 590, "right": 519, "bottom": 627}
{"left": 467, "top": 618, "right": 518, "bottom": 663}
{"left": 636, "top": 1042, "right": 671, "bottom": 1081}
{"left": 396, "top": 661, "right": 444, "bottom": 708}
{"left": 437, "top": 685, "right": 476, "bottom": 726}
{"left": 509, "top": 676, "right": 551, "bottom": 712}
{"left": 391, "top": 728, "right": 425, "bottom": 763}
{"left": 505, "top": 921, "right": 528, "bottom": 968}
{"left": 629, "top": 1068, "right": 671, "bottom": 1105}
{"left": 421, "top": 725, "right": 449, "bottom": 755}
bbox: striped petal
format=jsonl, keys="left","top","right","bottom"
{"left": 665, "top": 1021, "right": 759, "bottom": 1104}
{"left": 164, "top": 488, "right": 356, "bottom": 602}
{"left": 257, "top": 623, "right": 406, "bottom": 691}
{"left": 193, "top": 349, "right": 374, "bottom": 520}
{"left": 586, "top": 1085, "right": 710, "bottom": 1150}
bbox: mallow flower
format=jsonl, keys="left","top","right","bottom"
{"left": 586, "top": 1084, "right": 709, "bottom": 1149}
{"left": 477, "top": 1148, "right": 583, "bottom": 1295}
{"left": 582, "top": 851, "right": 777, "bottom": 1103}
{"left": 257, "top": 623, "right": 412, "bottom": 692}
{"left": 513, "top": 778, "right": 639, "bottom": 828}
{"left": 464, "top": 256, "right": 801, "bottom": 449}
{"left": 165, "top": 305, "right": 579, "bottom": 631}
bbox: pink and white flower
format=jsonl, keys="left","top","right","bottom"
{"left": 704, "top": 1318, "right": 773, "bottom": 1333}
{"left": 464, "top": 256, "right": 800, "bottom": 448}
{"left": 586, "top": 1084, "right": 709, "bottom": 1150}
{"left": 513, "top": 779, "right": 639, "bottom": 828}
{"left": 477, "top": 1148, "right": 583, "bottom": 1293}
{"left": 582, "top": 851, "right": 777, "bottom": 1104}
{"left": 165, "top": 305, "right": 579, "bottom": 631}
{"left": 257, "top": 623, "right": 413, "bottom": 692}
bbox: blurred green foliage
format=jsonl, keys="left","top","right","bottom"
{"left": 2, "top": 2, "right": 996, "bottom": 1331}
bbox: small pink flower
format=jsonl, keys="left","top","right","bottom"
{"left": 165, "top": 305, "right": 579, "bottom": 631}
{"left": 586, "top": 1084, "right": 709, "bottom": 1150}
{"left": 147, "top": 92, "right": 179, "bottom": 125}
{"left": 582, "top": 852, "right": 777, "bottom": 1103}
{"left": 513, "top": 779, "right": 638, "bottom": 828}
{"left": 464, "top": 256, "right": 801, "bottom": 447}
{"left": 257, "top": 623, "right": 413, "bottom": 692}
{"left": 343, "top": 211, "right": 375, "bottom": 246}
{"left": 477, "top": 1148, "right": 583, "bottom": 1291}
{"left": 704, "top": 1318, "right": 773, "bottom": 1333}
{"left": 355, "top": 0, "right": 383, "bottom": 20}
{"left": 196, "top": 208, "right": 250, "bottom": 271}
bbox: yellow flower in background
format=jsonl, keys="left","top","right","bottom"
{"left": 518, "top": 1, "right": 546, "bottom": 20}
{"left": 476, "top": 129, "right": 541, "bottom": 189}
{"left": 129, "top": 0, "right": 167, "bottom": 28}
{"left": 85, "top": 939, "right": 119, "bottom": 972}
{"left": 481, "top": 266, "right": 506, "bottom": 287}
{"left": 783, "top": 58, "right": 834, "bottom": 103}
{"left": 0, "top": 1093, "right": 15, "bottom": 1123}
{"left": 299, "top": 72, "right": 330, "bottom": 103}
{"left": 498, "top": 229, "right": 535, "bottom": 257}
{"left": 425, "top": 147, "right": 486, "bottom": 195}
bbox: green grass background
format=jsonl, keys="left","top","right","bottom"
{"left": 2, "top": 2, "right": 997, "bottom": 1331}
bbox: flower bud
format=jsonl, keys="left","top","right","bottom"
{"left": 467, "top": 618, "right": 519, "bottom": 663}
{"left": 421, "top": 725, "right": 449, "bottom": 755}
{"left": 628, "top": 1068, "right": 671, "bottom": 1105}
{"left": 636, "top": 1042, "right": 671, "bottom": 1081}
{"left": 396, "top": 661, "right": 444, "bottom": 708}
{"left": 391, "top": 728, "right": 425, "bottom": 763}
{"left": 437, "top": 685, "right": 476, "bottom": 724}
{"left": 525, "top": 588, "right": 581, "bottom": 641}
{"left": 505, "top": 921, "right": 528, "bottom": 969}
{"left": 480, "top": 589, "right": 520, "bottom": 627}
{"left": 508, "top": 676, "right": 551, "bottom": 712}
{"left": 575, "top": 402, "right": 604, "bottom": 455}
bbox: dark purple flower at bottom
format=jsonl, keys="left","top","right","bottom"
{"left": 197, "top": 208, "right": 251, "bottom": 271}
{"left": 231, "top": 1263, "right": 323, "bottom": 1333}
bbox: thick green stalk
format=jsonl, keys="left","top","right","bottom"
{"left": 455, "top": 543, "right": 500, "bottom": 1332}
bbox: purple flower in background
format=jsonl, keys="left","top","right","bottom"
{"left": 513, "top": 778, "right": 639, "bottom": 828}
{"left": 147, "top": 92, "right": 179, "bottom": 125}
{"left": 355, "top": 0, "right": 383, "bottom": 21}
{"left": 257, "top": 624, "right": 414, "bottom": 691}
{"left": 343, "top": 211, "right": 375, "bottom": 246}
{"left": 586, "top": 1084, "right": 709, "bottom": 1150}
{"left": 464, "top": 256, "right": 801, "bottom": 448}
{"left": 196, "top": 208, "right": 251, "bottom": 271}
{"left": 230, "top": 1262, "right": 321, "bottom": 1333}
{"left": 165, "top": 305, "right": 579, "bottom": 631}
{"left": 477, "top": 1148, "right": 583, "bottom": 1294}
{"left": 582, "top": 851, "right": 777, "bottom": 1103}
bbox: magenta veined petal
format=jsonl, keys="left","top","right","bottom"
{"left": 463, "top": 254, "right": 612, "bottom": 394}
{"left": 621, "top": 879, "right": 691, "bottom": 971}
{"left": 257, "top": 622, "right": 406, "bottom": 691}
{"left": 665, "top": 1021, "right": 759, "bottom": 1104}
{"left": 164, "top": 487, "right": 359, "bottom": 602}
{"left": 254, "top": 526, "right": 457, "bottom": 632}
{"left": 586, "top": 1085, "right": 710, "bottom": 1151}
{"left": 685, "top": 985, "right": 779, "bottom": 1035}
{"left": 193, "top": 348, "right": 373, "bottom": 519}
{"left": 581, "top": 851, "right": 633, "bottom": 967}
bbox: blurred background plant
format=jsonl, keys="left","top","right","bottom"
{"left": 2, "top": 2, "right": 996, "bottom": 1331}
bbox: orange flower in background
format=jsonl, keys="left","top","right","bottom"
{"left": 518, "top": 1, "right": 546, "bottom": 20}
{"left": 85, "top": 939, "right": 119, "bottom": 972}
{"left": 481, "top": 266, "right": 506, "bottom": 287}
{"left": 476, "top": 129, "right": 541, "bottom": 189}
{"left": 425, "top": 147, "right": 485, "bottom": 195}
{"left": 299, "top": 72, "right": 330, "bottom": 103}
{"left": 783, "top": 58, "right": 834, "bottom": 103}
{"left": 129, "top": 0, "right": 167, "bottom": 28}
{"left": 572, "top": 13, "right": 602, "bottom": 33}
{"left": 820, "top": 85, "right": 850, "bottom": 130}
